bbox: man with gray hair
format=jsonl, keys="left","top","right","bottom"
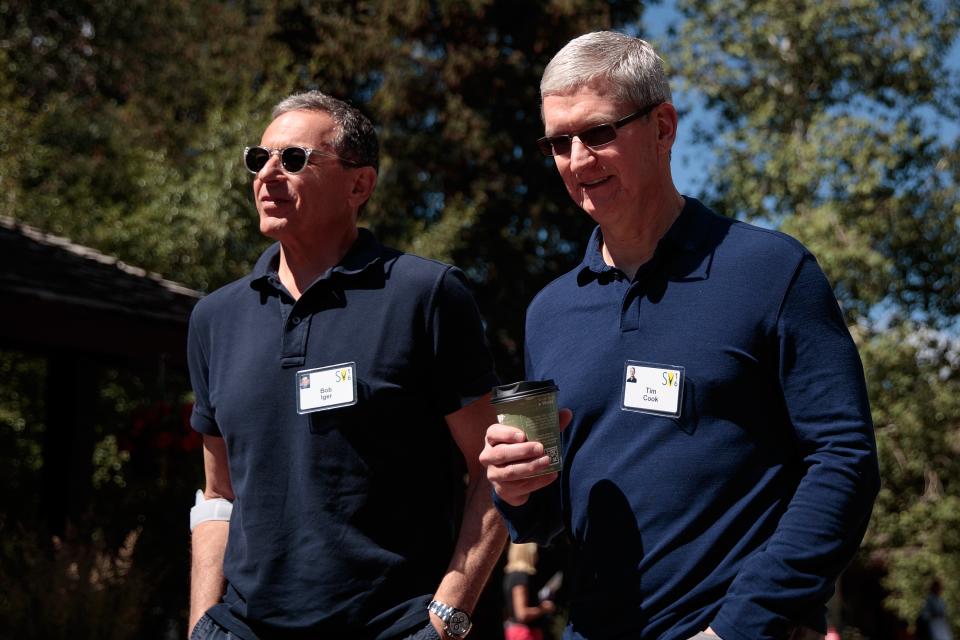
{"left": 480, "top": 32, "right": 879, "bottom": 640}
{"left": 188, "top": 90, "right": 506, "bottom": 639}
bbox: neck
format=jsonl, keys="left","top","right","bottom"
{"left": 600, "top": 191, "right": 685, "bottom": 280}
{"left": 277, "top": 226, "right": 359, "bottom": 299}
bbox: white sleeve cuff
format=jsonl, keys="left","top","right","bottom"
{"left": 190, "top": 489, "right": 233, "bottom": 532}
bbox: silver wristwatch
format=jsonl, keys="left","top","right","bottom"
{"left": 427, "top": 599, "right": 472, "bottom": 638}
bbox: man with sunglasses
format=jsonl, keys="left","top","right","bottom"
{"left": 479, "top": 32, "right": 879, "bottom": 640}
{"left": 187, "top": 91, "right": 506, "bottom": 640}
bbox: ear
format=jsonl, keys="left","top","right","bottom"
{"left": 347, "top": 166, "right": 378, "bottom": 209}
{"left": 654, "top": 102, "right": 679, "bottom": 155}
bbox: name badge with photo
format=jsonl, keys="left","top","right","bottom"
{"left": 296, "top": 362, "right": 357, "bottom": 414}
{"left": 622, "top": 360, "right": 684, "bottom": 418}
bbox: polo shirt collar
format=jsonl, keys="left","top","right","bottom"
{"left": 581, "top": 225, "right": 613, "bottom": 275}
{"left": 577, "top": 196, "right": 709, "bottom": 279}
{"left": 251, "top": 243, "right": 281, "bottom": 284}
{"left": 250, "top": 227, "right": 383, "bottom": 290}
{"left": 658, "top": 197, "right": 708, "bottom": 254}
{"left": 330, "top": 228, "right": 383, "bottom": 276}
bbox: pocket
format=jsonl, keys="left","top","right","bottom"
{"left": 402, "top": 621, "right": 442, "bottom": 640}
{"left": 308, "top": 378, "right": 371, "bottom": 434}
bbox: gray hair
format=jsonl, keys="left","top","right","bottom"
{"left": 272, "top": 90, "right": 379, "bottom": 172}
{"left": 541, "top": 31, "right": 672, "bottom": 111}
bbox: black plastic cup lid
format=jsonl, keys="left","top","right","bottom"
{"left": 490, "top": 380, "right": 558, "bottom": 404}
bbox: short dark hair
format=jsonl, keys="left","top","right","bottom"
{"left": 271, "top": 90, "right": 379, "bottom": 172}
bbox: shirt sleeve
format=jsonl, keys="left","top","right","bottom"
{"left": 187, "top": 304, "right": 221, "bottom": 436}
{"left": 712, "top": 255, "right": 881, "bottom": 640}
{"left": 493, "top": 484, "right": 565, "bottom": 545}
{"left": 429, "top": 266, "right": 500, "bottom": 416}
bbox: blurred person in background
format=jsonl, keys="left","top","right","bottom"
{"left": 503, "top": 542, "right": 556, "bottom": 640}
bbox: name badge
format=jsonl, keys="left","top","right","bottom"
{"left": 622, "top": 360, "right": 684, "bottom": 418}
{"left": 297, "top": 362, "right": 357, "bottom": 414}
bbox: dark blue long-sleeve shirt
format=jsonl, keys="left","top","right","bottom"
{"left": 496, "top": 198, "right": 879, "bottom": 640}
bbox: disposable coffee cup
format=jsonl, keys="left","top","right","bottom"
{"left": 490, "top": 380, "right": 561, "bottom": 477}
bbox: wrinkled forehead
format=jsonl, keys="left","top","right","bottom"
{"left": 541, "top": 78, "right": 626, "bottom": 116}
{"left": 260, "top": 109, "right": 339, "bottom": 148}
{"left": 541, "top": 86, "right": 633, "bottom": 135}
{"left": 542, "top": 75, "right": 620, "bottom": 101}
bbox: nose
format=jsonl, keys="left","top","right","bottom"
{"left": 568, "top": 137, "right": 597, "bottom": 173}
{"left": 257, "top": 151, "right": 284, "bottom": 180}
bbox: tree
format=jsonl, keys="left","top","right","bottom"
{"left": 0, "top": 0, "right": 281, "bottom": 290}
{"left": 667, "top": 0, "right": 960, "bottom": 632}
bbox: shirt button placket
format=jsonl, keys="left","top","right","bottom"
{"left": 620, "top": 280, "right": 642, "bottom": 333}
{"left": 280, "top": 301, "right": 310, "bottom": 365}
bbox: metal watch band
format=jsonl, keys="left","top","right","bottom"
{"left": 427, "top": 599, "right": 472, "bottom": 638}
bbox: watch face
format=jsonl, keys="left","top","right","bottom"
{"left": 448, "top": 611, "right": 471, "bottom": 635}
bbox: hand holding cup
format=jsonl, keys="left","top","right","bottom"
{"left": 480, "top": 381, "right": 572, "bottom": 506}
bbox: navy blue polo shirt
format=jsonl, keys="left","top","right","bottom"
{"left": 496, "top": 198, "right": 879, "bottom": 640}
{"left": 188, "top": 229, "right": 498, "bottom": 640}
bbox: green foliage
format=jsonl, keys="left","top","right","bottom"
{"left": 0, "top": 0, "right": 284, "bottom": 291}
{"left": 859, "top": 323, "right": 960, "bottom": 626}
{"left": 83, "top": 103, "right": 273, "bottom": 291}
{"left": 0, "top": 352, "right": 46, "bottom": 518}
{"left": 0, "top": 49, "right": 30, "bottom": 216}
{"left": 669, "top": 0, "right": 960, "bottom": 324}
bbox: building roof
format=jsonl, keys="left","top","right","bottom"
{"left": 0, "top": 216, "right": 201, "bottom": 365}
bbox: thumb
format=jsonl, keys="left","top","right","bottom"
{"left": 558, "top": 408, "right": 573, "bottom": 432}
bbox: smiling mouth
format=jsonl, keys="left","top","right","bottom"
{"left": 581, "top": 176, "right": 612, "bottom": 188}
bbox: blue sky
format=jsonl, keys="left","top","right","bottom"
{"left": 640, "top": 2, "right": 960, "bottom": 197}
